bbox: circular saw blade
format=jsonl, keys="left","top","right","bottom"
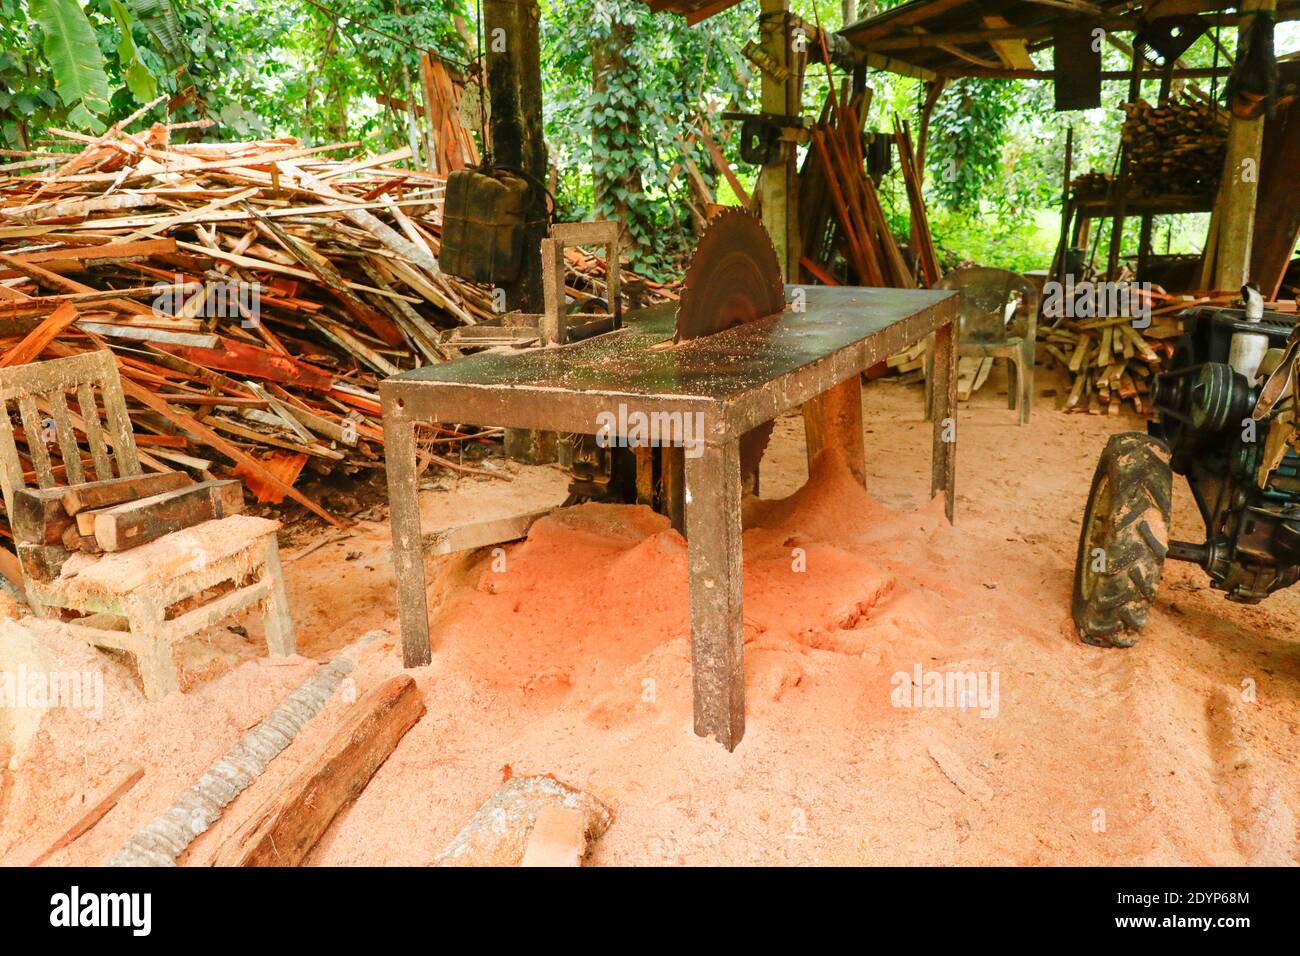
{"left": 674, "top": 209, "right": 785, "bottom": 480}
{"left": 675, "top": 207, "right": 786, "bottom": 342}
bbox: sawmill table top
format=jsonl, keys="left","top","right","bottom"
{"left": 380, "top": 285, "right": 955, "bottom": 441}
{"left": 381, "top": 284, "right": 959, "bottom": 753}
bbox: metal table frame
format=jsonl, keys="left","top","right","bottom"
{"left": 380, "top": 285, "right": 958, "bottom": 751}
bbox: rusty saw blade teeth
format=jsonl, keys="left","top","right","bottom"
{"left": 674, "top": 207, "right": 785, "bottom": 344}
{"left": 674, "top": 208, "right": 784, "bottom": 478}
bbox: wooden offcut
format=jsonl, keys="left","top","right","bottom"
{"left": 87, "top": 479, "right": 244, "bottom": 552}
{"left": 212, "top": 674, "right": 425, "bottom": 867}
{"left": 9, "top": 473, "right": 177, "bottom": 546}
{"left": 25, "top": 765, "right": 144, "bottom": 867}
{"left": 423, "top": 508, "right": 552, "bottom": 556}
{"left": 61, "top": 471, "right": 192, "bottom": 516}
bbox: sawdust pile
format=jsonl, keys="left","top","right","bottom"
{"left": 3, "top": 403, "right": 1297, "bottom": 865}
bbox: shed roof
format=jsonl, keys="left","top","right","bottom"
{"left": 643, "top": 0, "right": 748, "bottom": 26}
{"left": 837, "top": 0, "right": 1300, "bottom": 81}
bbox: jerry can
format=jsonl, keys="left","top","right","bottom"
{"left": 439, "top": 168, "right": 530, "bottom": 283}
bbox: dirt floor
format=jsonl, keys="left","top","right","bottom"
{"left": 2, "top": 363, "right": 1297, "bottom": 866}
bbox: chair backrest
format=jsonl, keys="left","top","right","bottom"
{"left": 935, "top": 267, "right": 1040, "bottom": 345}
{"left": 0, "top": 349, "right": 141, "bottom": 517}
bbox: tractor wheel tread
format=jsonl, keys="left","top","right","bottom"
{"left": 1072, "top": 433, "right": 1173, "bottom": 647}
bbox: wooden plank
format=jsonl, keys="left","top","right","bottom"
{"left": 697, "top": 124, "right": 751, "bottom": 207}
{"left": 0, "top": 301, "right": 80, "bottom": 368}
{"left": 60, "top": 470, "right": 192, "bottom": 516}
{"left": 422, "top": 508, "right": 552, "bottom": 556}
{"left": 89, "top": 479, "right": 244, "bottom": 552}
{"left": 155, "top": 338, "right": 335, "bottom": 391}
{"left": 77, "top": 382, "right": 114, "bottom": 480}
{"left": 0, "top": 397, "right": 22, "bottom": 508}
{"left": 45, "top": 388, "right": 83, "bottom": 485}
{"left": 23, "top": 765, "right": 144, "bottom": 867}
{"left": 982, "top": 15, "right": 1036, "bottom": 69}
{"left": 211, "top": 675, "right": 425, "bottom": 866}
{"left": 16, "top": 394, "right": 54, "bottom": 487}
{"left": 0, "top": 238, "right": 177, "bottom": 277}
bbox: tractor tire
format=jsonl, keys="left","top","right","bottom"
{"left": 1072, "top": 432, "right": 1173, "bottom": 647}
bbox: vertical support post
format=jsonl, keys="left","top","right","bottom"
{"left": 381, "top": 393, "right": 432, "bottom": 667}
{"left": 485, "top": 0, "right": 554, "bottom": 463}
{"left": 539, "top": 236, "right": 566, "bottom": 345}
{"left": 127, "top": 595, "right": 177, "bottom": 702}
{"left": 685, "top": 440, "right": 745, "bottom": 751}
{"left": 1106, "top": 42, "right": 1145, "bottom": 279}
{"left": 1214, "top": 0, "right": 1277, "bottom": 290}
{"left": 930, "top": 316, "right": 957, "bottom": 524}
{"left": 759, "top": 0, "right": 798, "bottom": 277}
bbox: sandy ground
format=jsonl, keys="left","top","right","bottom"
{"left": 1, "top": 363, "right": 1297, "bottom": 866}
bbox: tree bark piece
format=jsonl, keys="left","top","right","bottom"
{"left": 434, "top": 774, "right": 612, "bottom": 867}
{"left": 212, "top": 674, "right": 425, "bottom": 867}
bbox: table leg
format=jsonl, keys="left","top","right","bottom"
{"left": 685, "top": 440, "right": 745, "bottom": 750}
{"left": 382, "top": 408, "right": 432, "bottom": 667}
{"left": 930, "top": 319, "right": 957, "bottom": 524}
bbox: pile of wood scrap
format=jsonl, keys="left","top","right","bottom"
{"left": 1120, "top": 97, "right": 1228, "bottom": 196}
{"left": 0, "top": 102, "right": 668, "bottom": 536}
{"left": 1040, "top": 315, "right": 1176, "bottom": 415}
{"left": 1070, "top": 170, "right": 1115, "bottom": 199}
{"left": 1039, "top": 289, "right": 1295, "bottom": 414}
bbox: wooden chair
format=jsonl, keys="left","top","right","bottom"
{"left": 925, "top": 267, "right": 1040, "bottom": 425}
{"left": 0, "top": 350, "right": 294, "bottom": 700}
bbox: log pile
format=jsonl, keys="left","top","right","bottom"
{"left": 1120, "top": 98, "right": 1228, "bottom": 195}
{"left": 0, "top": 107, "right": 671, "bottom": 540}
{"left": 1041, "top": 290, "right": 1258, "bottom": 415}
{"left": 1069, "top": 170, "right": 1114, "bottom": 199}
{"left": 1041, "top": 315, "right": 1176, "bottom": 415}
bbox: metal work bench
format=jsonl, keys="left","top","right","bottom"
{"left": 380, "top": 285, "right": 958, "bottom": 750}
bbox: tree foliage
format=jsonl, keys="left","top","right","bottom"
{"left": 0, "top": 0, "right": 1254, "bottom": 271}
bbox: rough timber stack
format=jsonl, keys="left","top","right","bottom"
{"left": 0, "top": 115, "right": 673, "bottom": 533}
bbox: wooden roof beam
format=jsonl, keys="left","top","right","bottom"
{"left": 1021, "top": 0, "right": 1106, "bottom": 15}
{"left": 937, "top": 65, "right": 1234, "bottom": 79}
{"left": 983, "top": 15, "right": 1037, "bottom": 69}
{"left": 841, "top": 0, "right": 969, "bottom": 44}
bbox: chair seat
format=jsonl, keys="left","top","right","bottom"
{"left": 52, "top": 514, "right": 281, "bottom": 600}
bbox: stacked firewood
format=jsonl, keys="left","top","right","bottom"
{"left": 1070, "top": 170, "right": 1114, "bottom": 199}
{"left": 0, "top": 109, "right": 673, "bottom": 532}
{"left": 1040, "top": 315, "right": 1176, "bottom": 415}
{"left": 1120, "top": 98, "right": 1228, "bottom": 195}
{"left": 1039, "top": 289, "right": 1297, "bottom": 414}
